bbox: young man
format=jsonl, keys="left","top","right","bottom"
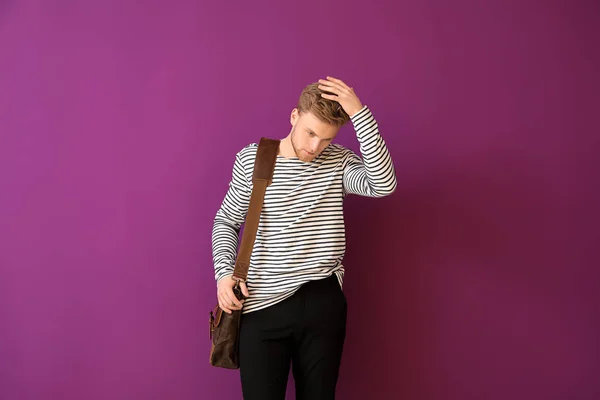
{"left": 211, "top": 76, "right": 397, "bottom": 399}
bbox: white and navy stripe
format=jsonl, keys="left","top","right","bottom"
{"left": 211, "top": 106, "right": 397, "bottom": 313}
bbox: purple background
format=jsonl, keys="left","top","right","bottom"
{"left": 1, "top": 0, "right": 598, "bottom": 399}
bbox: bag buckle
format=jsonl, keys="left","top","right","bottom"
{"left": 209, "top": 311, "right": 215, "bottom": 340}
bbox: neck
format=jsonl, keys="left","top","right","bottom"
{"left": 278, "top": 135, "right": 296, "bottom": 158}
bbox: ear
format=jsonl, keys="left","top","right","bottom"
{"left": 290, "top": 108, "right": 299, "bottom": 126}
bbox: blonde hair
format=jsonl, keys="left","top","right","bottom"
{"left": 296, "top": 83, "right": 350, "bottom": 127}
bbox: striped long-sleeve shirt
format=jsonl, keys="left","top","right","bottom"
{"left": 211, "top": 105, "right": 397, "bottom": 313}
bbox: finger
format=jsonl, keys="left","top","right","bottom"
{"left": 319, "top": 84, "right": 351, "bottom": 100}
{"left": 326, "top": 76, "right": 351, "bottom": 90}
{"left": 318, "top": 78, "right": 345, "bottom": 89}
{"left": 218, "top": 297, "right": 232, "bottom": 314}
{"left": 321, "top": 93, "right": 338, "bottom": 101}
{"left": 318, "top": 80, "right": 347, "bottom": 93}
{"left": 218, "top": 287, "right": 242, "bottom": 308}
{"left": 319, "top": 86, "right": 350, "bottom": 102}
{"left": 240, "top": 282, "right": 249, "bottom": 298}
{"left": 220, "top": 292, "right": 241, "bottom": 312}
{"left": 220, "top": 305, "right": 232, "bottom": 314}
{"left": 317, "top": 82, "right": 339, "bottom": 92}
{"left": 226, "top": 292, "right": 242, "bottom": 309}
{"left": 226, "top": 287, "right": 244, "bottom": 308}
{"left": 218, "top": 292, "right": 229, "bottom": 306}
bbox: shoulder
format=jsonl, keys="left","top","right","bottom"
{"left": 324, "top": 143, "right": 355, "bottom": 160}
{"left": 237, "top": 142, "right": 258, "bottom": 154}
{"left": 232, "top": 143, "right": 258, "bottom": 166}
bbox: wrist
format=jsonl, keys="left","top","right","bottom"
{"left": 349, "top": 105, "right": 367, "bottom": 119}
{"left": 216, "top": 273, "right": 233, "bottom": 286}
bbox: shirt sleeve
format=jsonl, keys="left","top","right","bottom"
{"left": 342, "top": 106, "right": 397, "bottom": 197}
{"left": 211, "top": 149, "right": 252, "bottom": 283}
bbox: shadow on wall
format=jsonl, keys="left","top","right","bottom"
{"left": 335, "top": 147, "right": 566, "bottom": 400}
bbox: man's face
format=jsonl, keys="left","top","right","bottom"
{"left": 290, "top": 109, "right": 339, "bottom": 162}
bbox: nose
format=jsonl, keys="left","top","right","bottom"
{"left": 309, "top": 139, "right": 320, "bottom": 153}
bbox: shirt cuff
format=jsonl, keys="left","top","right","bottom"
{"left": 349, "top": 105, "right": 368, "bottom": 120}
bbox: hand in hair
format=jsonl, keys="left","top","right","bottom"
{"left": 318, "top": 76, "right": 364, "bottom": 118}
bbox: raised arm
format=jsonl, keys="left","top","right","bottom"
{"left": 342, "top": 106, "right": 397, "bottom": 197}
{"left": 318, "top": 76, "right": 397, "bottom": 197}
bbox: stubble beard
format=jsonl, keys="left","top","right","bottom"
{"left": 291, "top": 126, "right": 315, "bottom": 162}
{"left": 291, "top": 127, "right": 306, "bottom": 161}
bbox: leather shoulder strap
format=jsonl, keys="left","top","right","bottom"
{"left": 231, "top": 138, "right": 280, "bottom": 282}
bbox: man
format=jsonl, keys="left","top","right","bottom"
{"left": 211, "top": 76, "right": 397, "bottom": 399}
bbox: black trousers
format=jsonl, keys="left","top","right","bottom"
{"left": 239, "top": 275, "right": 347, "bottom": 400}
